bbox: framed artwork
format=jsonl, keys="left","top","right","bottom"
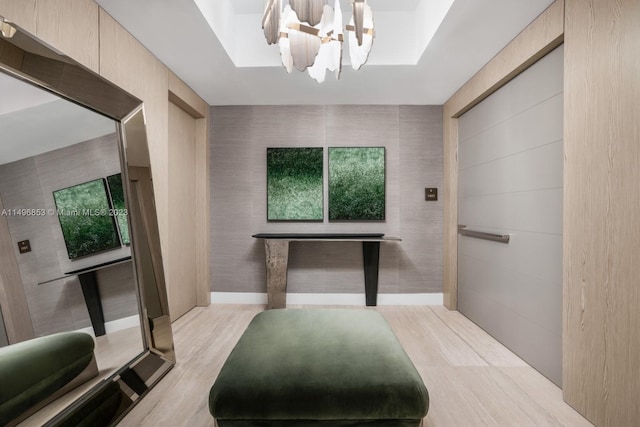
{"left": 267, "top": 147, "right": 324, "bottom": 221}
{"left": 106, "top": 173, "right": 130, "bottom": 245}
{"left": 53, "top": 178, "right": 120, "bottom": 259}
{"left": 328, "top": 147, "right": 385, "bottom": 221}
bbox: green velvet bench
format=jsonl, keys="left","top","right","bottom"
{"left": 0, "top": 331, "right": 98, "bottom": 426}
{"left": 209, "top": 309, "right": 429, "bottom": 427}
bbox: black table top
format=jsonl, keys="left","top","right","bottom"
{"left": 65, "top": 256, "right": 132, "bottom": 275}
{"left": 252, "top": 233, "right": 385, "bottom": 239}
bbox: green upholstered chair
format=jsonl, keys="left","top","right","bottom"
{"left": 0, "top": 331, "right": 98, "bottom": 426}
{"left": 209, "top": 309, "right": 429, "bottom": 427}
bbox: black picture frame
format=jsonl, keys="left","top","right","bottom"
{"left": 328, "top": 147, "right": 386, "bottom": 221}
{"left": 52, "top": 178, "right": 120, "bottom": 259}
{"left": 266, "top": 147, "right": 324, "bottom": 221}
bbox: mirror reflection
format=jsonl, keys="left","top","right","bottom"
{"left": 0, "top": 71, "right": 144, "bottom": 425}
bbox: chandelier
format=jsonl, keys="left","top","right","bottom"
{"left": 262, "top": 0, "right": 374, "bottom": 83}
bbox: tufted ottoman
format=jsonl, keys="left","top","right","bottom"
{"left": 209, "top": 309, "right": 429, "bottom": 427}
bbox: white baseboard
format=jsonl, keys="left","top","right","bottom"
{"left": 76, "top": 314, "right": 140, "bottom": 337}
{"left": 211, "top": 292, "right": 443, "bottom": 306}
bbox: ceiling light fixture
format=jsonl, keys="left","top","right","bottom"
{"left": 0, "top": 19, "right": 17, "bottom": 39}
{"left": 262, "top": 0, "right": 374, "bottom": 83}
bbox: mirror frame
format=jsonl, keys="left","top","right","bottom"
{"left": 0, "top": 16, "right": 175, "bottom": 426}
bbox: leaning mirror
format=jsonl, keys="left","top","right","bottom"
{"left": 0, "top": 17, "right": 174, "bottom": 426}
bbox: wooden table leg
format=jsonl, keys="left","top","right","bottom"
{"left": 265, "top": 239, "right": 289, "bottom": 309}
{"left": 362, "top": 241, "right": 380, "bottom": 306}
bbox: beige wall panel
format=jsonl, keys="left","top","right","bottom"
{"left": 0, "top": 0, "right": 36, "bottom": 34}
{"left": 168, "top": 71, "right": 207, "bottom": 118}
{"left": 35, "top": 0, "right": 99, "bottom": 73}
{"left": 0, "top": 197, "right": 34, "bottom": 343}
{"left": 442, "top": 0, "right": 564, "bottom": 309}
{"left": 442, "top": 110, "right": 458, "bottom": 309}
{"left": 563, "top": 0, "right": 640, "bottom": 425}
{"left": 168, "top": 101, "right": 197, "bottom": 320}
{"left": 168, "top": 71, "right": 210, "bottom": 306}
{"left": 194, "top": 117, "right": 211, "bottom": 306}
{"left": 98, "top": 9, "right": 170, "bottom": 263}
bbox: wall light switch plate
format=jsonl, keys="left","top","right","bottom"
{"left": 18, "top": 239, "right": 31, "bottom": 253}
{"left": 425, "top": 188, "right": 438, "bottom": 201}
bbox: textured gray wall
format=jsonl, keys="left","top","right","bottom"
{"left": 210, "top": 105, "right": 443, "bottom": 295}
{"left": 0, "top": 135, "right": 138, "bottom": 336}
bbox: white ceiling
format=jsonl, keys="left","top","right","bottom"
{"left": 0, "top": 72, "right": 116, "bottom": 165}
{"left": 95, "top": 0, "right": 555, "bottom": 106}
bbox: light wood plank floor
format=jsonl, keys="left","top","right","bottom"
{"left": 120, "top": 305, "right": 593, "bottom": 427}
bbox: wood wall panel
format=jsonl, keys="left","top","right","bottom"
{"left": 442, "top": 110, "right": 458, "bottom": 309}
{"left": 442, "top": 0, "right": 564, "bottom": 309}
{"left": 167, "top": 101, "right": 197, "bottom": 320}
{"left": 0, "top": 197, "right": 34, "bottom": 343}
{"left": 0, "top": 0, "right": 36, "bottom": 34}
{"left": 562, "top": 0, "right": 640, "bottom": 425}
{"left": 35, "top": 0, "right": 99, "bottom": 73}
{"left": 168, "top": 72, "right": 210, "bottom": 307}
{"left": 98, "top": 9, "right": 170, "bottom": 261}
{"left": 168, "top": 71, "right": 207, "bottom": 119}
{"left": 194, "top": 116, "right": 211, "bottom": 306}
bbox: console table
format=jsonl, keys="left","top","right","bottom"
{"left": 39, "top": 256, "right": 132, "bottom": 336}
{"left": 252, "top": 233, "right": 401, "bottom": 309}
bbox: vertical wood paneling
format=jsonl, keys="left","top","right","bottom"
{"left": 194, "top": 116, "right": 211, "bottom": 306}
{"left": 563, "top": 0, "right": 640, "bottom": 425}
{"left": 442, "top": 110, "right": 458, "bottom": 309}
{"left": 442, "top": 0, "right": 565, "bottom": 309}
{"left": 167, "top": 101, "right": 197, "bottom": 321}
{"left": 168, "top": 71, "right": 210, "bottom": 307}
{"left": 34, "top": 0, "right": 99, "bottom": 73}
{"left": 98, "top": 9, "right": 170, "bottom": 262}
{"left": 168, "top": 72, "right": 208, "bottom": 118}
{"left": 0, "top": 196, "right": 34, "bottom": 343}
{"left": 0, "top": 0, "right": 36, "bottom": 34}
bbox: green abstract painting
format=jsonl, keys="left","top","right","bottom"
{"left": 267, "top": 147, "right": 324, "bottom": 221}
{"left": 329, "top": 147, "right": 385, "bottom": 221}
{"left": 53, "top": 178, "right": 120, "bottom": 259}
